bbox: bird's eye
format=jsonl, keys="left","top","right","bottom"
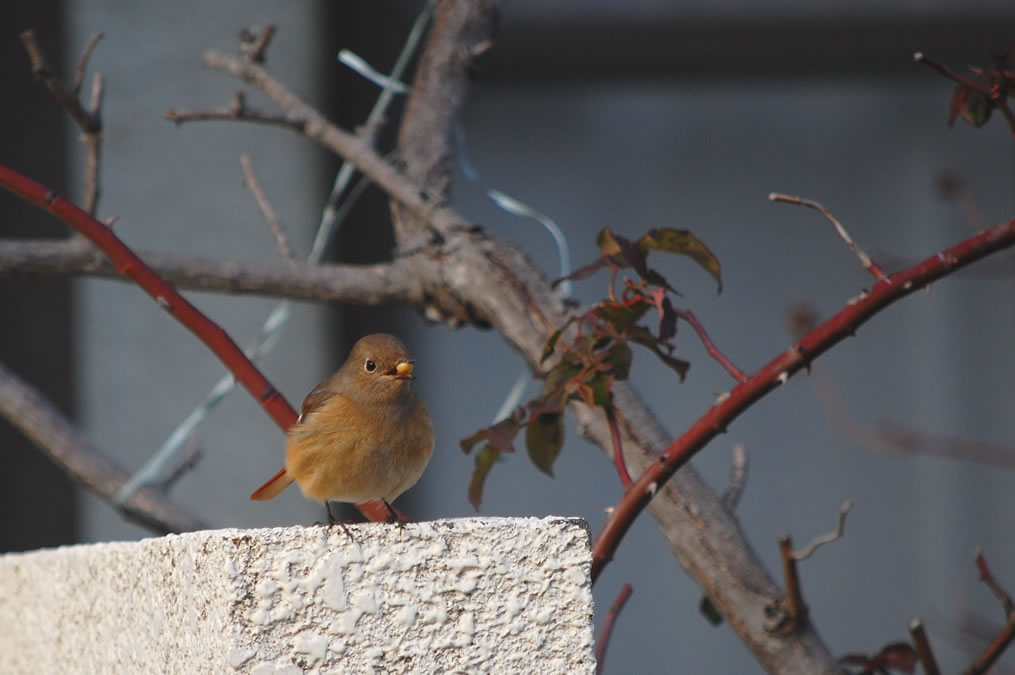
{"left": 364, "top": 359, "right": 377, "bottom": 373}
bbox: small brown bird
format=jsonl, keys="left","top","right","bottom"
{"left": 250, "top": 334, "right": 434, "bottom": 522}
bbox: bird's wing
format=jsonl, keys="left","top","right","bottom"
{"left": 298, "top": 386, "right": 338, "bottom": 423}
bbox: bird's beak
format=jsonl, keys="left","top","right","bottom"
{"left": 390, "top": 360, "right": 414, "bottom": 379}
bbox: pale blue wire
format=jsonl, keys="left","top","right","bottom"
{"left": 114, "top": 5, "right": 435, "bottom": 505}
{"left": 454, "top": 124, "right": 574, "bottom": 420}
{"left": 455, "top": 125, "right": 573, "bottom": 298}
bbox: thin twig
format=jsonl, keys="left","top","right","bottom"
{"left": 82, "top": 71, "right": 104, "bottom": 216}
{"left": 164, "top": 99, "right": 306, "bottom": 134}
{"left": 199, "top": 47, "right": 465, "bottom": 235}
{"left": 240, "top": 154, "right": 294, "bottom": 260}
{"left": 770, "top": 193, "right": 886, "bottom": 280}
{"left": 975, "top": 550, "right": 1015, "bottom": 619}
{"left": 908, "top": 618, "right": 941, "bottom": 675}
{"left": 20, "top": 29, "right": 104, "bottom": 215}
{"left": 241, "top": 24, "right": 277, "bottom": 63}
{"left": 72, "top": 32, "right": 104, "bottom": 94}
{"left": 721, "top": 444, "right": 748, "bottom": 511}
{"left": 674, "top": 308, "right": 746, "bottom": 382}
{"left": 792, "top": 499, "right": 852, "bottom": 560}
{"left": 914, "top": 52, "right": 991, "bottom": 95}
{"left": 778, "top": 534, "right": 807, "bottom": 630}
{"left": 605, "top": 405, "right": 632, "bottom": 489}
{"left": 595, "top": 583, "right": 633, "bottom": 675}
{"left": 0, "top": 361, "right": 205, "bottom": 535}
{"left": 964, "top": 554, "right": 1015, "bottom": 675}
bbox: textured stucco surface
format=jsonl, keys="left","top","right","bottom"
{"left": 0, "top": 517, "right": 596, "bottom": 674}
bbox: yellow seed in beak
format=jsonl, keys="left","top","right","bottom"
{"left": 395, "top": 361, "right": 414, "bottom": 378}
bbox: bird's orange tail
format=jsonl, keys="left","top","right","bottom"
{"left": 250, "top": 467, "right": 293, "bottom": 501}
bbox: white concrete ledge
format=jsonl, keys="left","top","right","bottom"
{"left": 0, "top": 517, "right": 596, "bottom": 674}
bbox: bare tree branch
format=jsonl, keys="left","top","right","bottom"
{"left": 0, "top": 238, "right": 423, "bottom": 305}
{"left": 239, "top": 154, "right": 294, "bottom": 261}
{"left": 20, "top": 29, "right": 104, "bottom": 215}
{"left": 0, "top": 361, "right": 205, "bottom": 535}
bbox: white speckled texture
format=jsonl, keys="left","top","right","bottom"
{"left": 0, "top": 517, "right": 596, "bottom": 674}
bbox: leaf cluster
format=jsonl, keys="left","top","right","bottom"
{"left": 460, "top": 227, "right": 721, "bottom": 509}
{"left": 947, "top": 46, "right": 1014, "bottom": 129}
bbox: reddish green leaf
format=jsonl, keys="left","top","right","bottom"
{"left": 653, "top": 347, "right": 689, "bottom": 381}
{"left": 467, "top": 445, "right": 500, "bottom": 510}
{"left": 630, "top": 327, "right": 689, "bottom": 380}
{"left": 586, "top": 371, "right": 614, "bottom": 407}
{"left": 648, "top": 288, "right": 677, "bottom": 341}
{"left": 643, "top": 268, "right": 679, "bottom": 295}
{"left": 460, "top": 429, "right": 486, "bottom": 455}
{"left": 638, "top": 228, "right": 722, "bottom": 293}
{"left": 607, "top": 342, "right": 633, "bottom": 380}
{"left": 952, "top": 84, "right": 993, "bottom": 127}
{"left": 597, "top": 228, "right": 651, "bottom": 280}
{"left": 459, "top": 410, "right": 523, "bottom": 456}
{"left": 526, "top": 411, "right": 564, "bottom": 477}
{"left": 485, "top": 415, "right": 522, "bottom": 454}
{"left": 552, "top": 257, "right": 610, "bottom": 287}
{"left": 543, "top": 353, "right": 585, "bottom": 395}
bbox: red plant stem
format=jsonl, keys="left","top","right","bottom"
{"left": 605, "top": 405, "right": 632, "bottom": 489}
{"left": 0, "top": 163, "right": 297, "bottom": 428}
{"left": 590, "top": 217, "right": 1015, "bottom": 582}
{"left": 595, "top": 583, "right": 633, "bottom": 675}
{"left": 0, "top": 163, "right": 397, "bottom": 523}
{"left": 674, "top": 308, "right": 747, "bottom": 383}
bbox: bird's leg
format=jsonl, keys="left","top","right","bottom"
{"left": 383, "top": 499, "right": 407, "bottom": 528}
{"left": 325, "top": 501, "right": 354, "bottom": 539}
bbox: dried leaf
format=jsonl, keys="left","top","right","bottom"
{"left": 541, "top": 328, "right": 563, "bottom": 363}
{"left": 526, "top": 411, "right": 564, "bottom": 477}
{"left": 467, "top": 445, "right": 500, "bottom": 510}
